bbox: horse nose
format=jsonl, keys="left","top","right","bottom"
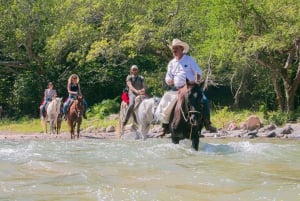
{"left": 190, "top": 115, "right": 197, "bottom": 125}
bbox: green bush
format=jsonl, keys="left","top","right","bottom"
{"left": 265, "top": 111, "right": 288, "bottom": 126}
{"left": 88, "top": 98, "right": 120, "bottom": 119}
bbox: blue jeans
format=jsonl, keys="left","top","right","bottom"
{"left": 40, "top": 98, "right": 52, "bottom": 113}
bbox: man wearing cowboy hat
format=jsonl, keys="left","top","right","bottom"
{"left": 155, "top": 38, "right": 216, "bottom": 133}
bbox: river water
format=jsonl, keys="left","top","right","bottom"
{"left": 0, "top": 137, "right": 299, "bottom": 201}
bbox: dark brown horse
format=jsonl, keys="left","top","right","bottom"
{"left": 169, "top": 83, "right": 204, "bottom": 150}
{"left": 67, "top": 96, "right": 84, "bottom": 139}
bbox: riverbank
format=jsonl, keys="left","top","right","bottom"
{"left": 1, "top": 121, "right": 300, "bottom": 140}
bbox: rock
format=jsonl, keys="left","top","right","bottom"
{"left": 225, "top": 122, "right": 240, "bottom": 131}
{"left": 85, "top": 126, "right": 95, "bottom": 133}
{"left": 106, "top": 125, "right": 115, "bottom": 132}
{"left": 258, "top": 124, "right": 276, "bottom": 132}
{"left": 266, "top": 131, "right": 276, "bottom": 138}
{"left": 97, "top": 127, "right": 106, "bottom": 132}
{"left": 243, "top": 130, "right": 258, "bottom": 138}
{"left": 280, "top": 125, "right": 293, "bottom": 134}
{"left": 240, "top": 115, "right": 262, "bottom": 131}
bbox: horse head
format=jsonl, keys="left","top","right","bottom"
{"left": 74, "top": 96, "right": 84, "bottom": 118}
{"left": 185, "top": 83, "right": 203, "bottom": 127}
{"left": 54, "top": 97, "right": 63, "bottom": 114}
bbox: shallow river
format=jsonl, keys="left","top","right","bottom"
{"left": 0, "top": 137, "right": 299, "bottom": 201}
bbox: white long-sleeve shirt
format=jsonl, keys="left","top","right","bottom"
{"left": 165, "top": 54, "right": 202, "bottom": 88}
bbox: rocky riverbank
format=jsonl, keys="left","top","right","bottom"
{"left": 1, "top": 114, "right": 300, "bottom": 140}
{"left": 1, "top": 122, "right": 300, "bottom": 140}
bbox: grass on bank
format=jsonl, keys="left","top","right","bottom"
{"left": 0, "top": 116, "right": 119, "bottom": 134}
{"left": 0, "top": 100, "right": 296, "bottom": 133}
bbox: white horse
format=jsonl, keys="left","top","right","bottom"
{"left": 46, "top": 97, "right": 63, "bottom": 134}
{"left": 119, "top": 96, "right": 161, "bottom": 140}
{"left": 133, "top": 97, "right": 161, "bottom": 139}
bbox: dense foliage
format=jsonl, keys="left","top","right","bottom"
{"left": 0, "top": 0, "right": 299, "bottom": 118}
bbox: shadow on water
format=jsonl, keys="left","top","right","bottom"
{"left": 200, "top": 143, "right": 236, "bottom": 154}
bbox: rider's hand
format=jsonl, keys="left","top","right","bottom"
{"left": 189, "top": 80, "right": 196, "bottom": 85}
{"left": 137, "top": 89, "right": 145, "bottom": 95}
{"left": 167, "top": 79, "right": 174, "bottom": 86}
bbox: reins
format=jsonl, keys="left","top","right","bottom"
{"left": 179, "top": 88, "right": 202, "bottom": 140}
{"left": 74, "top": 99, "right": 83, "bottom": 118}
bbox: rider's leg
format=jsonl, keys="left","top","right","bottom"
{"left": 202, "top": 95, "right": 217, "bottom": 132}
{"left": 155, "top": 91, "right": 178, "bottom": 134}
{"left": 122, "top": 93, "right": 136, "bottom": 126}
{"left": 41, "top": 101, "right": 48, "bottom": 117}
{"left": 62, "top": 99, "right": 71, "bottom": 120}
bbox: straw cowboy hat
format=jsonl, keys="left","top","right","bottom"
{"left": 170, "top": 38, "right": 190, "bottom": 53}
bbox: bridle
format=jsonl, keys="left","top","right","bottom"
{"left": 180, "top": 86, "right": 202, "bottom": 139}
{"left": 74, "top": 98, "right": 84, "bottom": 118}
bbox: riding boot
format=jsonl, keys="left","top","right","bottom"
{"left": 42, "top": 109, "right": 46, "bottom": 117}
{"left": 204, "top": 118, "right": 217, "bottom": 133}
{"left": 63, "top": 113, "right": 67, "bottom": 121}
{"left": 83, "top": 111, "right": 87, "bottom": 119}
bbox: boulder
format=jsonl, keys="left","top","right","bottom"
{"left": 240, "top": 115, "right": 262, "bottom": 131}
{"left": 106, "top": 125, "right": 115, "bottom": 132}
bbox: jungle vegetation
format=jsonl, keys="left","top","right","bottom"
{"left": 0, "top": 0, "right": 299, "bottom": 121}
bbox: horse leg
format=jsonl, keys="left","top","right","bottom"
{"left": 54, "top": 119, "right": 57, "bottom": 134}
{"left": 172, "top": 136, "right": 180, "bottom": 144}
{"left": 69, "top": 119, "right": 74, "bottom": 139}
{"left": 56, "top": 118, "right": 62, "bottom": 134}
{"left": 49, "top": 120, "right": 52, "bottom": 134}
{"left": 138, "top": 122, "right": 150, "bottom": 140}
{"left": 119, "top": 102, "right": 127, "bottom": 139}
{"left": 77, "top": 119, "right": 82, "bottom": 138}
{"left": 191, "top": 134, "right": 199, "bottom": 151}
{"left": 41, "top": 119, "right": 47, "bottom": 134}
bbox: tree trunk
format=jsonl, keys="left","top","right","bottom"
{"left": 231, "top": 70, "right": 245, "bottom": 110}
{"left": 270, "top": 71, "right": 285, "bottom": 111}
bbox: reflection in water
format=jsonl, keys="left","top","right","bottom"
{"left": 0, "top": 138, "right": 299, "bottom": 200}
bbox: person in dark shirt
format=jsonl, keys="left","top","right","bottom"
{"left": 122, "top": 65, "right": 147, "bottom": 127}
{"left": 62, "top": 74, "right": 88, "bottom": 119}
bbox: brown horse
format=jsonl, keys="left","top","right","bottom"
{"left": 67, "top": 96, "right": 84, "bottom": 139}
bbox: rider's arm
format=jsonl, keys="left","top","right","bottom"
{"left": 165, "top": 61, "right": 175, "bottom": 86}
{"left": 77, "top": 84, "right": 83, "bottom": 96}
{"left": 127, "top": 80, "right": 139, "bottom": 94}
{"left": 140, "top": 78, "right": 147, "bottom": 94}
{"left": 43, "top": 89, "right": 48, "bottom": 100}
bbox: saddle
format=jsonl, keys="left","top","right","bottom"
{"left": 172, "top": 85, "right": 189, "bottom": 129}
{"left": 133, "top": 95, "right": 147, "bottom": 110}
{"left": 42, "top": 101, "right": 51, "bottom": 117}
{"left": 66, "top": 99, "right": 75, "bottom": 114}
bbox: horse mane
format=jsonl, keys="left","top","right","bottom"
{"left": 172, "top": 85, "right": 189, "bottom": 129}
{"left": 171, "top": 83, "right": 203, "bottom": 130}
